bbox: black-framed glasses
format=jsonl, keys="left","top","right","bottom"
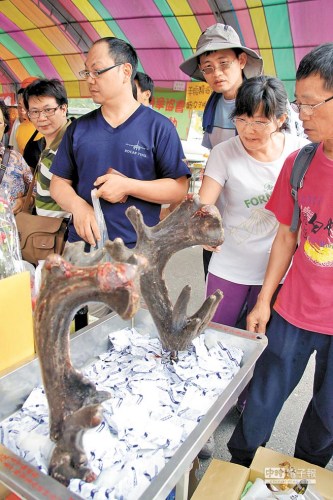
{"left": 28, "top": 106, "right": 61, "bottom": 119}
{"left": 200, "top": 59, "right": 236, "bottom": 75}
{"left": 290, "top": 96, "right": 333, "bottom": 116}
{"left": 79, "top": 63, "right": 123, "bottom": 80}
{"left": 232, "top": 117, "right": 272, "bottom": 131}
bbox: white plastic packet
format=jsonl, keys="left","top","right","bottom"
{"left": 242, "top": 478, "right": 275, "bottom": 499}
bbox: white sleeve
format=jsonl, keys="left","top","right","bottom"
{"left": 204, "top": 141, "right": 230, "bottom": 187}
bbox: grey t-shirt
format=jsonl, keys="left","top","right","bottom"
{"left": 202, "top": 97, "right": 236, "bottom": 150}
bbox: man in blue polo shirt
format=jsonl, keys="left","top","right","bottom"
{"left": 50, "top": 37, "right": 190, "bottom": 249}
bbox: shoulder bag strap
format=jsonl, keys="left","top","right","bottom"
{"left": 21, "top": 157, "right": 40, "bottom": 213}
{"left": 28, "top": 128, "right": 39, "bottom": 143}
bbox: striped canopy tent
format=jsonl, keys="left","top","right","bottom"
{"left": 0, "top": 0, "right": 331, "bottom": 100}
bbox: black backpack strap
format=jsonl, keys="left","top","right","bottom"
{"left": 289, "top": 142, "right": 320, "bottom": 232}
{"left": 0, "top": 146, "right": 13, "bottom": 185}
{"left": 29, "top": 128, "right": 39, "bottom": 142}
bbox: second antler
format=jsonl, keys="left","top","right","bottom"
{"left": 106, "top": 195, "right": 224, "bottom": 351}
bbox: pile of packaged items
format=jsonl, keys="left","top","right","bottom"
{"left": 0, "top": 327, "right": 243, "bottom": 499}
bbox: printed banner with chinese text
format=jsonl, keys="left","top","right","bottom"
{"left": 151, "top": 89, "right": 191, "bottom": 140}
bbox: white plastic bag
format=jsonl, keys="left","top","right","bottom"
{"left": 0, "top": 187, "right": 24, "bottom": 279}
{"left": 91, "top": 188, "right": 109, "bottom": 250}
{"left": 34, "top": 260, "right": 45, "bottom": 297}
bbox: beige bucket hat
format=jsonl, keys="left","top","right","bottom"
{"left": 180, "top": 24, "right": 263, "bottom": 81}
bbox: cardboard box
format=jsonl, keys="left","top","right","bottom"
{"left": 191, "top": 447, "right": 333, "bottom": 500}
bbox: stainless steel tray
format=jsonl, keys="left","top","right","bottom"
{"left": 0, "top": 308, "right": 267, "bottom": 499}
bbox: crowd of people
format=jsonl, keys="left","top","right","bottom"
{"left": 1, "top": 23, "right": 332, "bottom": 472}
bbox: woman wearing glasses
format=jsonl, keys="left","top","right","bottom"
{"left": 199, "top": 75, "right": 309, "bottom": 329}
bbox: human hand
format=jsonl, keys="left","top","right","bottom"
{"left": 12, "top": 197, "right": 25, "bottom": 215}
{"left": 72, "top": 199, "right": 101, "bottom": 247}
{"left": 246, "top": 300, "right": 271, "bottom": 334}
{"left": 94, "top": 168, "right": 128, "bottom": 203}
{"left": 159, "top": 206, "right": 171, "bottom": 221}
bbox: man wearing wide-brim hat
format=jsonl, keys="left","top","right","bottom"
{"left": 180, "top": 23, "right": 263, "bottom": 151}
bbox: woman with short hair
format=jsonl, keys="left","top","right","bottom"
{"left": 200, "top": 76, "right": 309, "bottom": 327}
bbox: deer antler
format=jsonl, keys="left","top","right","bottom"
{"left": 34, "top": 251, "right": 146, "bottom": 485}
{"left": 106, "top": 195, "right": 224, "bottom": 351}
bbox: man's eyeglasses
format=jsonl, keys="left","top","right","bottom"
{"left": 79, "top": 63, "right": 123, "bottom": 80}
{"left": 232, "top": 117, "right": 272, "bottom": 131}
{"left": 290, "top": 96, "right": 333, "bottom": 116}
{"left": 28, "top": 106, "right": 61, "bottom": 119}
{"left": 200, "top": 59, "right": 236, "bottom": 75}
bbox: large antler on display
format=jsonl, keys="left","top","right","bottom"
{"left": 34, "top": 252, "right": 146, "bottom": 485}
{"left": 106, "top": 195, "right": 224, "bottom": 352}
